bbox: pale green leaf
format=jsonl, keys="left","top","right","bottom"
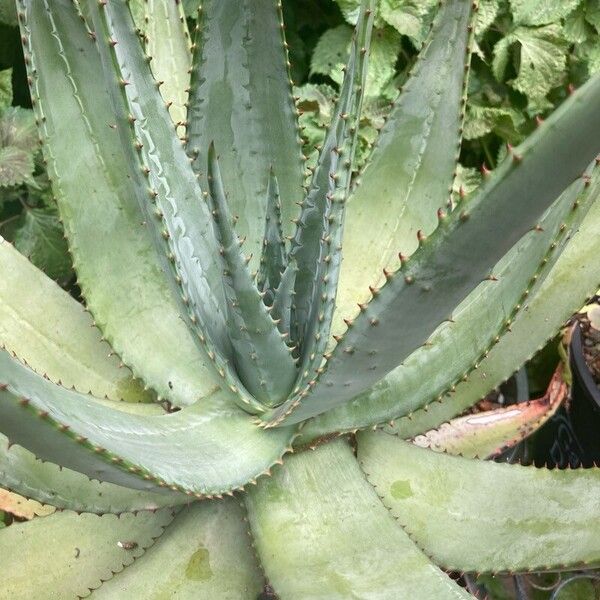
{"left": 14, "top": 206, "right": 73, "bottom": 282}
{"left": 464, "top": 104, "right": 525, "bottom": 143}
{"left": 475, "top": 0, "right": 500, "bottom": 37}
{"left": 380, "top": 0, "right": 438, "bottom": 45}
{"left": 0, "top": 429, "right": 193, "bottom": 514}
{"left": 23, "top": 0, "right": 225, "bottom": 406}
{"left": 493, "top": 25, "right": 569, "bottom": 110}
{"left": 128, "top": 0, "right": 144, "bottom": 28}
{"left": 92, "top": 500, "right": 264, "bottom": 599}
{"left": 0, "top": 107, "right": 38, "bottom": 152}
{"left": 0, "top": 69, "right": 12, "bottom": 111}
{"left": 331, "top": 0, "right": 475, "bottom": 334}
{"left": 144, "top": 0, "right": 191, "bottom": 136}
{"left": 0, "top": 236, "right": 150, "bottom": 403}
{"left": 246, "top": 440, "right": 474, "bottom": 599}
{"left": 564, "top": 5, "right": 593, "bottom": 43}
{"left": 0, "top": 508, "right": 175, "bottom": 599}
{"left": 510, "top": 0, "right": 583, "bottom": 25}
{"left": 0, "top": 146, "right": 33, "bottom": 187}
{"left": 187, "top": 0, "right": 305, "bottom": 277}
{"left": 359, "top": 432, "right": 600, "bottom": 572}
{"left": 311, "top": 23, "right": 401, "bottom": 98}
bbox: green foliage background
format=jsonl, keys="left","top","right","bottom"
{"left": 294, "top": 0, "right": 600, "bottom": 191}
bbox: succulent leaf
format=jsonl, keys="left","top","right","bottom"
{"left": 0, "top": 432, "right": 192, "bottom": 514}
{"left": 257, "top": 169, "right": 287, "bottom": 305}
{"left": 0, "top": 237, "right": 149, "bottom": 402}
{"left": 6, "top": 0, "right": 600, "bottom": 594}
{"left": 299, "top": 158, "right": 600, "bottom": 440}
{"left": 92, "top": 499, "right": 264, "bottom": 598}
{"left": 246, "top": 439, "right": 474, "bottom": 599}
{"left": 271, "top": 262, "right": 297, "bottom": 339}
{"left": 86, "top": 0, "right": 234, "bottom": 364}
{"left": 359, "top": 431, "right": 600, "bottom": 572}
{"left": 411, "top": 366, "right": 566, "bottom": 459}
{"left": 187, "top": 0, "right": 305, "bottom": 272}
{"left": 269, "top": 73, "right": 600, "bottom": 427}
{"left": 333, "top": 0, "right": 475, "bottom": 331}
{"left": 207, "top": 146, "right": 297, "bottom": 407}
{"left": 19, "top": 0, "right": 219, "bottom": 406}
{"left": 0, "top": 508, "right": 175, "bottom": 599}
{"left": 143, "top": 0, "right": 191, "bottom": 136}
{"left": 283, "top": 0, "right": 375, "bottom": 389}
{"left": 0, "top": 351, "right": 295, "bottom": 495}
{"left": 384, "top": 166, "right": 600, "bottom": 440}
{"left": 0, "top": 487, "right": 54, "bottom": 520}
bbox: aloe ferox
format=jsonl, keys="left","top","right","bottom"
{"left": 1, "top": 0, "right": 600, "bottom": 597}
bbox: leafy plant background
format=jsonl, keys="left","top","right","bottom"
{"left": 0, "top": 0, "right": 599, "bottom": 597}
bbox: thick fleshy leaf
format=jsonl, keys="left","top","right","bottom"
{"left": 384, "top": 167, "right": 600, "bottom": 440}
{"left": 207, "top": 146, "right": 297, "bottom": 408}
{"left": 0, "top": 351, "right": 295, "bottom": 495}
{"left": 412, "top": 366, "right": 566, "bottom": 459}
{"left": 273, "top": 141, "right": 600, "bottom": 428}
{"left": 87, "top": 0, "right": 241, "bottom": 385}
{"left": 144, "top": 0, "right": 191, "bottom": 135}
{"left": 187, "top": 0, "right": 305, "bottom": 271}
{"left": 333, "top": 0, "right": 474, "bottom": 331}
{"left": 0, "top": 432, "right": 191, "bottom": 514}
{"left": 0, "top": 508, "right": 175, "bottom": 599}
{"left": 0, "top": 487, "right": 55, "bottom": 519}
{"left": 0, "top": 237, "right": 148, "bottom": 402}
{"left": 287, "top": 0, "right": 374, "bottom": 380}
{"left": 93, "top": 499, "right": 264, "bottom": 598}
{"left": 298, "top": 164, "right": 600, "bottom": 442}
{"left": 246, "top": 439, "right": 474, "bottom": 599}
{"left": 19, "top": 0, "right": 222, "bottom": 406}
{"left": 359, "top": 431, "right": 600, "bottom": 573}
{"left": 257, "top": 169, "right": 287, "bottom": 305}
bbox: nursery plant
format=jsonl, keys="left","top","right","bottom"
{"left": 1, "top": 0, "right": 600, "bottom": 597}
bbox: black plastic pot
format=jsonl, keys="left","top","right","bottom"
{"left": 567, "top": 323, "right": 600, "bottom": 466}
{"left": 497, "top": 326, "right": 599, "bottom": 469}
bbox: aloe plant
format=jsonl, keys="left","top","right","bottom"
{"left": 1, "top": 0, "right": 600, "bottom": 597}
